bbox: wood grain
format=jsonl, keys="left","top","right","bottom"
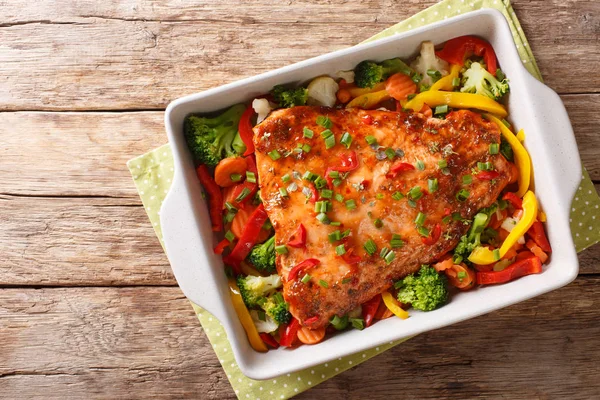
{"left": 1, "top": 277, "right": 599, "bottom": 399}
{"left": 2, "top": 95, "right": 599, "bottom": 200}
{"left": 0, "top": 0, "right": 598, "bottom": 110}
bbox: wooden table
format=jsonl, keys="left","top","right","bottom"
{"left": 1, "top": 1, "right": 599, "bottom": 398}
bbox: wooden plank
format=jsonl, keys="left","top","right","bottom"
{"left": 0, "top": 194, "right": 173, "bottom": 286}
{"left": 2, "top": 95, "right": 599, "bottom": 198}
{"left": 0, "top": 1, "right": 598, "bottom": 110}
{"left": 1, "top": 277, "right": 599, "bottom": 399}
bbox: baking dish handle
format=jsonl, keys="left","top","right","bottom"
{"left": 160, "top": 170, "right": 230, "bottom": 324}
{"left": 526, "top": 79, "right": 582, "bottom": 208}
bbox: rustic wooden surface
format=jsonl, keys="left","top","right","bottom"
{"left": 1, "top": 1, "right": 599, "bottom": 399}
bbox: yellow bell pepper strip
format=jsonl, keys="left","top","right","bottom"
{"left": 228, "top": 279, "right": 268, "bottom": 352}
{"left": 430, "top": 64, "right": 462, "bottom": 92}
{"left": 468, "top": 191, "right": 538, "bottom": 265}
{"left": 404, "top": 91, "right": 508, "bottom": 118}
{"left": 516, "top": 128, "right": 526, "bottom": 143}
{"left": 346, "top": 89, "right": 391, "bottom": 109}
{"left": 484, "top": 114, "right": 531, "bottom": 197}
{"left": 381, "top": 291, "right": 409, "bottom": 320}
{"left": 347, "top": 81, "right": 386, "bottom": 98}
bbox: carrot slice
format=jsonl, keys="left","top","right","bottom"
{"left": 214, "top": 157, "right": 248, "bottom": 188}
{"left": 445, "top": 263, "right": 476, "bottom": 291}
{"left": 419, "top": 104, "right": 433, "bottom": 119}
{"left": 297, "top": 326, "right": 326, "bottom": 345}
{"left": 433, "top": 256, "right": 454, "bottom": 272}
{"left": 526, "top": 240, "right": 549, "bottom": 264}
{"left": 336, "top": 88, "right": 351, "bottom": 104}
{"left": 385, "top": 73, "right": 417, "bottom": 101}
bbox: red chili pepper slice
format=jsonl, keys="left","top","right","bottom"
{"left": 259, "top": 333, "right": 280, "bottom": 349}
{"left": 196, "top": 165, "right": 224, "bottom": 232}
{"left": 213, "top": 238, "right": 230, "bottom": 255}
{"left": 421, "top": 224, "right": 442, "bottom": 245}
{"left": 287, "top": 258, "right": 320, "bottom": 281}
{"left": 476, "top": 171, "right": 500, "bottom": 180}
{"left": 223, "top": 203, "right": 269, "bottom": 273}
{"left": 308, "top": 183, "right": 319, "bottom": 203}
{"left": 341, "top": 248, "right": 361, "bottom": 265}
{"left": 338, "top": 151, "right": 359, "bottom": 172}
{"left": 436, "top": 35, "right": 498, "bottom": 75}
{"left": 279, "top": 318, "right": 301, "bottom": 347}
{"left": 304, "top": 316, "right": 319, "bottom": 325}
{"left": 503, "top": 192, "right": 523, "bottom": 210}
{"left": 387, "top": 161, "right": 415, "bottom": 179}
{"left": 527, "top": 221, "right": 552, "bottom": 253}
{"left": 238, "top": 104, "right": 255, "bottom": 156}
{"left": 288, "top": 223, "right": 307, "bottom": 248}
{"left": 476, "top": 254, "right": 542, "bottom": 285}
{"left": 362, "top": 294, "right": 382, "bottom": 328}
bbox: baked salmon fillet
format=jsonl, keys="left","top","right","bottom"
{"left": 253, "top": 106, "right": 515, "bottom": 329}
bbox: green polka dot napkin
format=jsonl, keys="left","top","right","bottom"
{"left": 127, "top": 1, "right": 600, "bottom": 398}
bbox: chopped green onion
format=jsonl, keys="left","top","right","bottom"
{"left": 376, "top": 193, "right": 384, "bottom": 200}
{"left": 224, "top": 210, "right": 237, "bottom": 224}
{"left": 345, "top": 199, "right": 357, "bottom": 210}
{"left": 452, "top": 212, "right": 463, "bottom": 221}
{"left": 493, "top": 249, "right": 501, "bottom": 261}
{"left": 328, "top": 230, "right": 342, "bottom": 243}
{"left": 302, "top": 143, "right": 312, "bottom": 153}
{"left": 301, "top": 274, "right": 311, "bottom": 284}
{"left": 235, "top": 187, "right": 251, "bottom": 203}
{"left": 225, "top": 230, "right": 235, "bottom": 242}
{"left": 416, "top": 159, "right": 425, "bottom": 171}
{"left": 318, "top": 279, "right": 329, "bottom": 288}
{"left": 314, "top": 176, "right": 328, "bottom": 189}
{"left": 320, "top": 189, "right": 333, "bottom": 199}
{"left": 379, "top": 247, "right": 389, "bottom": 258}
{"left": 316, "top": 115, "right": 332, "bottom": 128}
{"left": 453, "top": 254, "right": 463, "bottom": 264}
{"left": 415, "top": 212, "right": 426, "bottom": 226}
{"left": 408, "top": 199, "right": 417, "bottom": 208}
{"left": 489, "top": 143, "right": 499, "bottom": 155}
{"left": 324, "top": 136, "right": 336, "bottom": 149}
{"left": 335, "top": 244, "right": 346, "bottom": 256}
{"left": 457, "top": 271, "right": 467, "bottom": 281}
{"left": 230, "top": 173, "right": 242, "bottom": 182}
{"left": 350, "top": 318, "right": 365, "bottom": 330}
{"left": 302, "top": 170, "right": 316, "bottom": 181}
{"left": 330, "top": 221, "right": 341, "bottom": 226}
{"left": 328, "top": 170, "right": 340, "bottom": 179}
{"left": 342, "top": 277, "right": 353, "bottom": 284}
{"left": 501, "top": 118, "right": 511, "bottom": 128}
{"left": 452, "top": 77, "right": 461, "bottom": 87}
{"left": 427, "top": 69, "right": 442, "bottom": 82}
{"left": 385, "top": 148, "right": 396, "bottom": 160}
{"left": 267, "top": 150, "right": 281, "bottom": 160}
{"left": 392, "top": 191, "right": 404, "bottom": 201}
{"left": 478, "top": 161, "right": 492, "bottom": 171}
{"left": 225, "top": 202, "right": 238, "bottom": 212}
{"left": 463, "top": 174, "right": 473, "bottom": 185}
{"left": 417, "top": 226, "right": 430, "bottom": 237}
{"left": 314, "top": 201, "right": 330, "bottom": 213}
{"left": 281, "top": 173, "right": 290, "bottom": 183}
{"left": 496, "top": 69, "right": 506, "bottom": 81}
{"left": 384, "top": 250, "right": 396, "bottom": 265}
{"left": 320, "top": 129, "right": 333, "bottom": 138}
{"left": 441, "top": 167, "right": 450, "bottom": 175}
{"left": 316, "top": 212, "right": 330, "bottom": 224}
{"left": 364, "top": 239, "right": 377, "bottom": 255}
{"left": 262, "top": 219, "right": 272, "bottom": 231}
{"left": 435, "top": 105, "right": 449, "bottom": 115}
{"left": 340, "top": 132, "right": 353, "bottom": 149}
{"left": 428, "top": 178, "right": 438, "bottom": 193}
{"left": 279, "top": 187, "right": 288, "bottom": 197}
{"left": 303, "top": 127, "right": 314, "bottom": 138}
{"left": 390, "top": 234, "right": 404, "bottom": 249}
{"left": 332, "top": 178, "right": 342, "bottom": 187}
{"left": 442, "top": 216, "right": 451, "bottom": 224}
{"left": 373, "top": 218, "right": 383, "bottom": 228}
{"left": 456, "top": 189, "right": 470, "bottom": 202}
{"left": 408, "top": 186, "right": 423, "bottom": 200}
{"left": 275, "top": 244, "right": 289, "bottom": 255}
{"left": 335, "top": 193, "right": 344, "bottom": 202}
{"left": 330, "top": 315, "right": 349, "bottom": 330}
{"left": 438, "top": 159, "right": 448, "bottom": 169}
{"left": 365, "top": 135, "right": 377, "bottom": 145}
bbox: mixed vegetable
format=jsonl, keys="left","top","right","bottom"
{"left": 184, "top": 36, "right": 551, "bottom": 352}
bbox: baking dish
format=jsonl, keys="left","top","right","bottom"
{"left": 161, "top": 8, "right": 580, "bottom": 380}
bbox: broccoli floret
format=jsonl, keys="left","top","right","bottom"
{"left": 261, "top": 292, "right": 291, "bottom": 325}
{"left": 397, "top": 265, "right": 448, "bottom": 311}
{"left": 271, "top": 85, "right": 308, "bottom": 108}
{"left": 354, "top": 58, "right": 413, "bottom": 88}
{"left": 237, "top": 274, "right": 282, "bottom": 308}
{"left": 460, "top": 61, "right": 509, "bottom": 100}
{"left": 184, "top": 104, "right": 246, "bottom": 167}
{"left": 247, "top": 236, "right": 276, "bottom": 273}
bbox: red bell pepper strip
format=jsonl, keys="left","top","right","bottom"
{"left": 436, "top": 35, "right": 498, "bottom": 75}
{"left": 287, "top": 258, "right": 320, "bottom": 281}
{"left": 288, "top": 224, "right": 307, "bottom": 248}
{"left": 231, "top": 155, "right": 259, "bottom": 208}
{"left": 476, "top": 171, "right": 500, "bottom": 180}
{"left": 421, "top": 224, "right": 442, "bottom": 245}
{"left": 223, "top": 203, "right": 269, "bottom": 272}
{"left": 503, "top": 192, "right": 522, "bottom": 210}
{"left": 238, "top": 104, "right": 255, "bottom": 156}
{"left": 279, "top": 318, "right": 301, "bottom": 347}
{"left": 527, "top": 221, "right": 552, "bottom": 253}
{"left": 259, "top": 333, "right": 280, "bottom": 349}
{"left": 362, "top": 294, "right": 382, "bottom": 327}
{"left": 213, "top": 238, "right": 230, "bottom": 255}
{"left": 476, "top": 255, "right": 542, "bottom": 285}
{"left": 196, "top": 165, "right": 224, "bottom": 232}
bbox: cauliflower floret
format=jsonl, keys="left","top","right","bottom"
{"left": 410, "top": 41, "right": 449, "bottom": 86}
{"left": 252, "top": 98, "right": 274, "bottom": 123}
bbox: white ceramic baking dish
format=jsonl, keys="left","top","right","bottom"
{"left": 161, "top": 8, "right": 581, "bottom": 380}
